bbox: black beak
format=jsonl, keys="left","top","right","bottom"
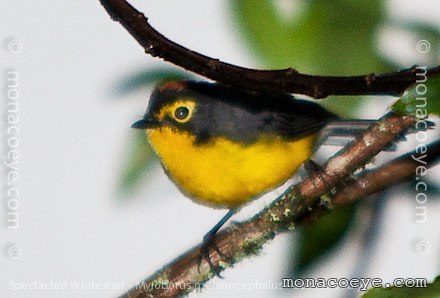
{"left": 131, "top": 118, "right": 157, "bottom": 129}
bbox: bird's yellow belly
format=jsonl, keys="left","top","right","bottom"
{"left": 147, "top": 127, "right": 316, "bottom": 209}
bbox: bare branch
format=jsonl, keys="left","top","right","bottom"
{"left": 99, "top": 0, "right": 440, "bottom": 99}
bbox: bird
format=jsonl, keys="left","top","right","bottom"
{"left": 132, "top": 80, "right": 349, "bottom": 273}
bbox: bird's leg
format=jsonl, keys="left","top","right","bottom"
{"left": 304, "top": 160, "right": 334, "bottom": 197}
{"left": 304, "top": 159, "right": 359, "bottom": 206}
{"left": 198, "top": 209, "right": 237, "bottom": 277}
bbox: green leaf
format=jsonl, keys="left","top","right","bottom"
{"left": 363, "top": 276, "right": 440, "bottom": 298}
{"left": 117, "top": 131, "right": 159, "bottom": 197}
{"left": 392, "top": 76, "right": 440, "bottom": 116}
{"left": 293, "top": 204, "right": 355, "bottom": 275}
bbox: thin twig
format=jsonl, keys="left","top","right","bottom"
{"left": 99, "top": 0, "right": 440, "bottom": 99}
{"left": 118, "top": 115, "right": 440, "bottom": 298}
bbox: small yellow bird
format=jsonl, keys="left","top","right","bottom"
{"left": 133, "top": 80, "right": 338, "bottom": 206}
{"left": 132, "top": 80, "right": 340, "bottom": 270}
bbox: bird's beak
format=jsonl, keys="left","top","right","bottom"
{"left": 131, "top": 118, "right": 157, "bottom": 129}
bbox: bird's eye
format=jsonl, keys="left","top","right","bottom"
{"left": 166, "top": 100, "right": 195, "bottom": 123}
{"left": 174, "top": 106, "right": 189, "bottom": 120}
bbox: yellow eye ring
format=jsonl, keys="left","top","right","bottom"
{"left": 157, "top": 99, "right": 196, "bottom": 123}
{"left": 174, "top": 106, "right": 190, "bottom": 120}
{"left": 169, "top": 100, "right": 196, "bottom": 123}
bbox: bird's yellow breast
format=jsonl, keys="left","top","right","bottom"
{"left": 147, "top": 127, "right": 316, "bottom": 209}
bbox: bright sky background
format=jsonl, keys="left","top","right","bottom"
{"left": 1, "top": 1, "right": 440, "bottom": 297}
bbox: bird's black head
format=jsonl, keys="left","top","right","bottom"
{"left": 132, "top": 80, "right": 336, "bottom": 144}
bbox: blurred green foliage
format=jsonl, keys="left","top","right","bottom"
{"left": 295, "top": 204, "right": 354, "bottom": 273}
{"left": 231, "top": 0, "right": 390, "bottom": 117}
{"left": 231, "top": 0, "right": 385, "bottom": 73}
{"left": 117, "top": 131, "right": 158, "bottom": 196}
{"left": 393, "top": 76, "right": 440, "bottom": 116}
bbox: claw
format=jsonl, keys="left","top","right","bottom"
{"left": 197, "top": 233, "right": 224, "bottom": 277}
{"left": 304, "top": 160, "right": 334, "bottom": 198}
{"left": 305, "top": 159, "right": 362, "bottom": 203}
{"left": 196, "top": 209, "right": 237, "bottom": 277}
